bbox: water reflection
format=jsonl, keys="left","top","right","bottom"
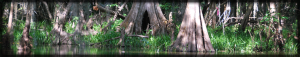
{"left": 17, "top": 49, "right": 32, "bottom": 55}
{"left": 118, "top": 47, "right": 125, "bottom": 55}
{"left": 51, "top": 45, "right": 88, "bottom": 55}
{"left": 12, "top": 45, "right": 297, "bottom": 55}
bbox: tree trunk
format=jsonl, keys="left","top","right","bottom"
{"left": 120, "top": 0, "right": 170, "bottom": 35}
{"left": 168, "top": 0, "right": 214, "bottom": 52}
{"left": 7, "top": 0, "right": 14, "bottom": 35}
{"left": 118, "top": 1, "right": 175, "bottom": 47}
{"left": 71, "top": 1, "right": 89, "bottom": 45}
{"left": 18, "top": 1, "right": 34, "bottom": 55}
{"left": 51, "top": 1, "right": 73, "bottom": 45}
{"left": 49, "top": 0, "right": 127, "bottom": 45}
{"left": 42, "top": 1, "right": 53, "bottom": 21}
{"left": 269, "top": 0, "right": 284, "bottom": 51}
{"left": 274, "top": 0, "right": 284, "bottom": 51}
{"left": 206, "top": 1, "right": 216, "bottom": 29}
{"left": 239, "top": 2, "right": 253, "bottom": 31}
{"left": 200, "top": 4, "right": 215, "bottom": 52}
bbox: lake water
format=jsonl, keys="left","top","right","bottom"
{"left": 5, "top": 45, "right": 299, "bottom": 55}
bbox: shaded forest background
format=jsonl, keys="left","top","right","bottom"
{"left": 0, "top": 0, "right": 300, "bottom": 54}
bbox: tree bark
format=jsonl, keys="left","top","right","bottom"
{"left": 117, "top": 1, "right": 174, "bottom": 47}
{"left": 18, "top": 1, "right": 34, "bottom": 55}
{"left": 96, "top": 4, "right": 125, "bottom": 19}
{"left": 42, "top": 0, "right": 53, "bottom": 21}
{"left": 71, "top": 2, "right": 84, "bottom": 45}
{"left": 101, "top": 1, "right": 127, "bottom": 33}
{"left": 50, "top": 1, "right": 111, "bottom": 45}
{"left": 274, "top": 0, "right": 284, "bottom": 51}
{"left": 51, "top": 1, "right": 73, "bottom": 45}
{"left": 169, "top": 0, "right": 214, "bottom": 52}
{"left": 204, "top": 1, "right": 216, "bottom": 28}
{"left": 239, "top": 2, "right": 253, "bottom": 31}
{"left": 7, "top": 0, "right": 14, "bottom": 34}
{"left": 120, "top": 0, "right": 169, "bottom": 35}
{"left": 200, "top": 4, "right": 215, "bottom": 52}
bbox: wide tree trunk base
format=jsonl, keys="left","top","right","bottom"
{"left": 168, "top": 0, "right": 214, "bottom": 52}
{"left": 120, "top": 1, "right": 171, "bottom": 35}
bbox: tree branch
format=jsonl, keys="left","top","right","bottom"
{"left": 96, "top": 4, "right": 125, "bottom": 19}
{"left": 118, "top": 0, "right": 128, "bottom": 11}
{"left": 42, "top": 0, "right": 53, "bottom": 21}
{"left": 101, "top": 1, "right": 128, "bottom": 33}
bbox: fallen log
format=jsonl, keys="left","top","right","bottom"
{"left": 96, "top": 4, "right": 126, "bottom": 19}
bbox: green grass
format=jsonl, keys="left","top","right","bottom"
{"left": 208, "top": 25, "right": 297, "bottom": 52}
{"left": 208, "top": 26, "right": 259, "bottom": 52}
{"left": 84, "top": 18, "right": 123, "bottom": 45}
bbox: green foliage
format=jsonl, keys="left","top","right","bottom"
{"left": 85, "top": 18, "right": 124, "bottom": 45}
{"left": 56, "top": 4, "right": 59, "bottom": 7}
{"left": 261, "top": 11, "right": 271, "bottom": 23}
{"left": 123, "top": 14, "right": 127, "bottom": 17}
{"left": 12, "top": 19, "right": 26, "bottom": 45}
{"left": 292, "top": 20, "right": 297, "bottom": 36}
{"left": 30, "top": 21, "right": 53, "bottom": 45}
{"left": 159, "top": 2, "right": 172, "bottom": 10}
{"left": 65, "top": 16, "right": 79, "bottom": 33}
{"left": 284, "top": 38, "right": 297, "bottom": 52}
{"left": 159, "top": 0, "right": 179, "bottom": 12}
{"left": 260, "top": 11, "right": 289, "bottom": 23}
{"left": 92, "top": 22, "right": 102, "bottom": 32}
{"left": 209, "top": 26, "right": 255, "bottom": 52}
{"left": 144, "top": 34, "right": 172, "bottom": 50}
{"left": 89, "top": 13, "right": 93, "bottom": 18}
{"left": 237, "top": 7, "right": 241, "bottom": 14}
{"left": 282, "top": 20, "right": 298, "bottom": 52}
{"left": 107, "top": 3, "right": 118, "bottom": 7}
{"left": 112, "top": 18, "right": 123, "bottom": 30}
{"left": 209, "top": 23, "right": 297, "bottom": 52}
{"left": 7, "top": 17, "right": 53, "bottom": 49}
